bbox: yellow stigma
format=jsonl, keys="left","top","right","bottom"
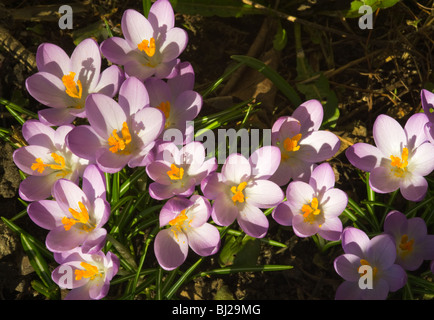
{"left": 301, "top": 197, "right": 321, "bottom": 224}
{"left": 360, "top": 259, "right": 378, "bottom": 278}
{"left": 62, "top": 72, "right": 83, "bottom": 99}
{"left": 138, "top": 37, "right": 156, "bottom": 57}
{"left": 281, "top": 134, "right": 302, "bottom": 160}
{"left": 108, "top": 122, "right": 132, "bottom": 154}
{"left": 157, "top": 101, "right": 171, "bottom": 128}
{"left": 390, "top": 147, "right": 409, "bottom": 177}
{"left": 231, "top": 181, "right": 248, "bottom": 205}
{"left": 167, "top": 164, "right": 184, "bottom": 181}
{"left": 75, "top": 262, "right": 102, "bottom": 281}
{"left": 398, "top": 234, "right": 414, "bottom": 255}
{"left": 61, "top": 201, "right": 94, "bottom": 232}
{"left": 31, "top": 153, "right": 70, "bottom": 178}
{"left": 168, "top": 209, "right": 192, "bottom": 242}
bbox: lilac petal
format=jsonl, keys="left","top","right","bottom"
{"left": 268, "top": 160, "right": 296, "bottom": 186}
{"left": 334, "top": 253, "right": 363, "bottom": 282}
{"left": 93, "top": 198, "right": 111, "bottom": 228}
{"left": 148, "top": 0, "right": 175, "bottom": 31}
{"left": 93, "top": 65, "right": 124, "bottom": 97}
{"left": 19, "top": 174, "right": 59, "bottom": 202}
{"left": 245, "top": 180, "right": 284, "bottom": 208}
{"left": 408, "top": 142, "right": 434, "bottom": 176}
{"left": 52, "top": 261, "right": 88, "bottom": 289}
{"left": 122, "top": 9, "right": 153, "bottom": 48}
{"left": 70, "top": 38, "right": 101, "bottom": 92}
{"left": 369, "top": 166, "right": 400, "bottom": 194}
{"left": 309, "top": 162, "right": 335, "bottom": 192}
{"left": 321, "top": 188, "right": 348, "bottom": 217}
{"left": 292, "top": 214, "right": 319, "bottom": 238}
{"left": 38, "top": 108, "right": 77, "bottom": 126}
{"left": 400, "top": 173, "right": 428, "bottom": 202}
{"left": 46, "top": 226, "right": 88, "bottom": 252}
{"left": 123, "top": 59, "right": 156, "bottom": 81}
{"left": 249, "top": 146, "right": 281, "bottom": 180}
{"left": 211, "top": 193, "right": 239, "bottom": 227}
{"left": 271, "top": 116, "right": 301, "bottom": 143}
{"left": 89, "top": 277, "right": 109, "bottom": 300}
{"left": 361, "top": 278, "right": 390, "bottom": 300}
{"left": 345, "top": 143, "right": 383, "bottom": 172}
{"left": 366, "top": 234, "right": 396, "bottom": 269}
{"left": 404, "top": 113, "right": 429, "bottom": 149}
{"left": 95, "top": 148, "right": 130, "bottom": 174}
{"left": 168, "top": 61, "right": 195, "bottom": 96}
{"left": 298, "top": 131, "right": 340, "bottom": 163}
{"left": 186, "top": 223, "right": 220, "bottom": 256}
{"left": 154, "top": 228, "right": 189, "bottom": 271}
{"left": 424, "top": 122, "right": 434, "bottom": 144}
{"left": 22, "top": 120, "right": 55, "bottom": 148}
{"left": 382, "top": 264, "right": 407, "bottom": 292}
{"left": 146, "top": 77, "right": 171, "bottom": 108}
{"left": 292, "top": 99, "right": 324, "bottom": 133}
{"left": 159, "top": 196, "right": 193, "bottom": 226}
{"left": 52, "top": 179, "right": 88, "bottom": 213}
{"left": 334, "top": 281, "right": 362, "bottom": 300}
{"left": 172, "top": 90, "right": 202, "bottom": 122}
{"left": 66, "top": 125, "right": 102, "bottom": 161}
{"left": 383, "top": 210, "right": 407, "bottom": 236}
{"left": 421, "top": 89, "right": 434, "bottom": 123}
{"left": 13, "top": 145, "right": 52, "bottom": 175}
{"left": 286, "top": 181, "right": 315, "bottom": 206}
{"left": 187, "top": 195, "right": 211, "bottom": 227}
{"left": 100, "top": 37, "right": 132, "bottom": 65}
{"left": 181, "top": 142, "right": 205, "bottom": 171}
{"left": 134, "top": 107, "right": 165, "bottom": 146}
{"left": 373, "top": 114, "right": 406, "bottom": 156}
{"left": 160, "top": 28, "right": 188, "bottom": 62}
{"left": 201, "top": 172, "right": 225, "bottom": 200}
{"left": 148, "top": 182, "right": 175, "bottom": 201}
{"left": 118, "top": 76, "right": 150, "bottom": 115}
{"left": 53, "top": 125, "right": 74, "bottom": 149}
{"left": 146, "top": 161, "right": 173, "bottom": 185}
{"left": 81, "top": 228, "right": 107, "bottom": 254}
{"left": 86, "top": 94, "right": 127, "bottom": 139}
{"left": 82, "top": 164, "right": 106, "bottom": 201}
{"left": 407, "top": 217, "right": 428, "bottom": 240}
{"left": 272, "top": 202, "right": 293, "bottom": 226}
{"left": 27, "top": 200, "right": 63, "bottom": 229}
{"left": 26, "top": 72, "right": 71, "bottom": 108}
{"left": 341, "top": 227, "right": 370, "bottom": 256}
{"left": 237, "top": 202, "right": 269, "bottom": 238}
{"left": 36, "top": 43, "right": 70, "bottom": 77}
{"left": 318, "top": 217, "right": 342, "bottom": 241}
{"left": 222, "top": 153, "right": 251, "bottom": 184}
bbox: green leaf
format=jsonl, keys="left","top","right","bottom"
{"left": 219, "top": 234, "right": 260, "bottom": 267}
{"left": 273, "top": 21, "right": 287, "bottom": 51}
{"left": 345, "top": 0, "right": 401, "bottom": 18}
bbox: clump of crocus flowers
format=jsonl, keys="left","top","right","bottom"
{"left": 11, "top": 0, "right": 434, "bottom": 300}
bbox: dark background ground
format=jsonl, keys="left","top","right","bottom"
{"left": 0, "top": 0, "right": 433, "bottom": 300}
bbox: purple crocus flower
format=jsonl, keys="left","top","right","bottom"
{"left": 346, "top": 113, "right": 434, "bottom": 202}
{"left": 25, "top": 38, "right": 123, "bottom": 126}
{"left": 201, "top": 146, "right": 284, "bottom": 238}
{"left": 383, "top": 210, "right": 434, "bottom": 271}
{"left": 66, "top": 77, "right": 165, "bottom": 173}
{"left": 334, "top": 227, "right": 407, "bottom": 300}
{"left": 272, "top": 162, "right": 347, "bottom": 241}
{"left": 421, "top": 89, "right": 434, "bottom": 143}
{"left": 52, "top": 247, "right": 119, "bottom": 300}
{"left": 154, "top": 195, "right": 221, "bottom": 271}
{"left": 269, "top": 99, "right": 341, "bottom": 186}
{"left": 146, "top": 141, "right": 217, "bottom": 200}
{"left": 145, "top": 61, "right": 202, "bottom": 142}
{"left": 13, "top": 120, "right": 89, "bottom": 201}
{"left": 27, "top": 164, "right": 110, "bottom": 253}
{"left": 100, "top": 0, "right": 188, "bottom": 80}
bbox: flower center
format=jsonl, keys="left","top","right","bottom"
{"left": 108, "top": 122, "right": 132, "bottom": 154}
{"left": 360, "top": 259, "right": 378, "bottom": 278}
{"left": 168, "top": 209, "right": 192, "bottom": 241}
{"left": 31, "top": 153, "right": 70, "bottom": 178}
{"left": 301, "top": 197, "right": 321, "bottom": 225}
{"left": 231, "top": 181, "right": 247, "bottom": 205}
{"left": 390, "top": 147, "right": 409, "bottom": 178}
{"left": 398, "top": 234, "right": 414, "bottom": 256}
{"left": 62, "top": 72, "right": 83, "bottom": 100}
{"left": 61, "top": 201, "right": 95, "bottom": 232}
{"left": 75, "top": 262, "right": 102, "bottom": 281}
{"left": 281, "top": 134, "right": 302, "bottom": 160}
{"left": 138, "top": 37, "right": 156, "bottom": 57}
{"left": 167, "top": 164, "right": 184, "bottom": 181}
{"left": 157, "top": 101, "right": 171, "bottom": 128}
